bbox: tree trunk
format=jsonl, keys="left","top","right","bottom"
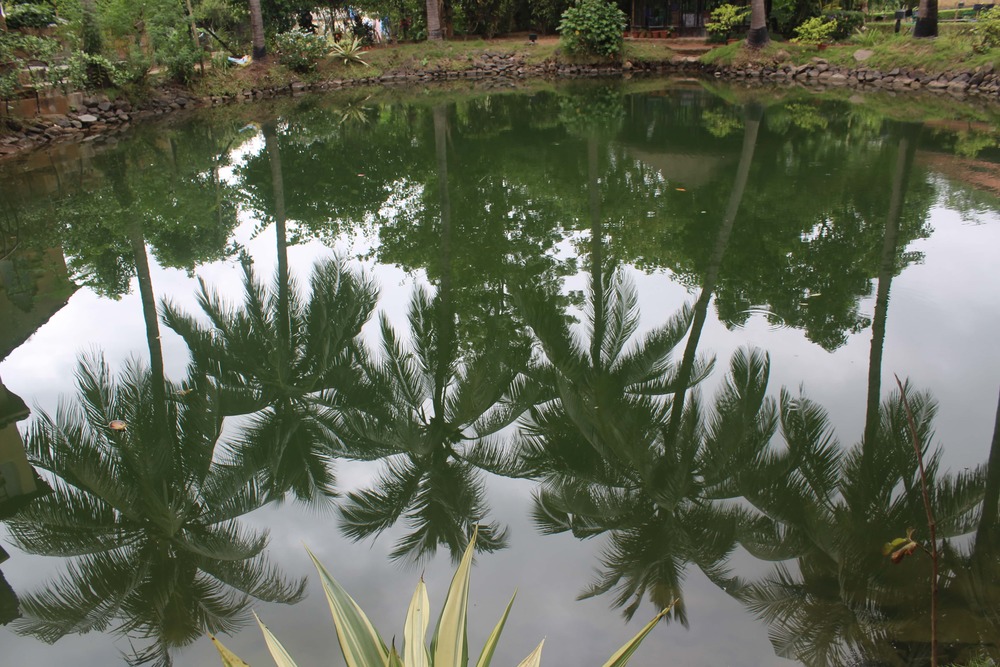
{"left": 249, "top": 0, "right": 267, "bottom": 60}
{"left": 667, "top": 104, "right": 761, "bottom": 445}
{"left": 183, "top": 0, "right": 204, "bottom": 74}
{"left": 747, "top": 0, "right": 770, "bottom": 47}
{"left": 1, "top": 3, "right": 7, "bottom": 32}
{"left": 426, "top": 0, "right": 444, "bottom": 40}
{"left": 914, "top": 0, "right": 938, "bottom": 37}
{"left": 863, "top": 129, "right": 918, "bottom": 450}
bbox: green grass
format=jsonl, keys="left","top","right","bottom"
{"left": 701, "top": 27, "right": 1000, "bottom": 74}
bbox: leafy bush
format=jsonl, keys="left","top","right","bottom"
{"left": 5, "top": 3, "right": 57, "bottom": 29}
{"left": 706, "top": 3, "right": 750, "bottom": 40}
{"left": 65, "top": 52, "right": 123, "bottom": 89}
{"left": 457, "top": 0, "right": 516, "bottom": 38}
{"left": 974, "top": 6, "right": 1000, "bottom": 52}
{"left": 161, "top": 29, "right": 202, "bottom": 84}
{"left": 211, "top": 529, "right": 673, "bottom": 667}
{"left": 274, "top": 28, "right": 328, "bottom": 73}
{"left": 825, "top": 10, "right": 864, "bottom": 40}
{"left": 792, "top": 16, "right": 838, "bottom": 44}
{"left": 558, "top": 0, "right": 628, "bottom": 60}
{"left": 117, "top": 48, "right": 152, "bottom": 87}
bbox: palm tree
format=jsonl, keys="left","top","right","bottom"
{"left": 5, "top": 355, "right": 305, "bottom": 666}
{"left": 250, "top": 0, "right": 266, "bottom": 60}
{"left": 746, "top": 0, "right": 769, "bottom": 47}
{"left": 161, "top": 256, "right": 379, "bottom": 503}
{"left": 914, "top": 0, "right": 938, "bottom": 38}
{"left": 426, "top": 0, "right": 444, "bottom": 40}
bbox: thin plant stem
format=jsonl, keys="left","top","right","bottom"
{"left": 894, "top": 373, "right": 938, "bottom": 667}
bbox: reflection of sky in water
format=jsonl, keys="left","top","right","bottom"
{"left": 2, "top": 122, "right": 1000, "bottom": 667}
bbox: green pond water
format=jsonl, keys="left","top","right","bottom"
{"left": 1, "top": 78, "right": 1000, "bottom": 666}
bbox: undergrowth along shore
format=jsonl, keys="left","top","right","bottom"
{"left": 4, "top": 35, "right": 1000, "bottom": 162}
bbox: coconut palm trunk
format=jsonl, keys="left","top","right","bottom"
{"left": 426, "top": 0, "right": 444, "bottom": 40}
{"left": 667, "top": 104, "right": 762, "bottom": 444}
{"left": 747, "top": 0, "right": 769, "bottom": 47}
{"left": 863, "top": 129, "right": 918, "bottom": 449}
{"left": 914, "top": 0, "right": 938, "bottom": 37}
{"left": 249, "top": 0, "right": 267, "bottom": 60}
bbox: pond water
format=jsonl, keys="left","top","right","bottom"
{"left": 1, "top": 78, "right": 1000, "bottom": 667}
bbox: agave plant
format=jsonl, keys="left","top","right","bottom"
{"left": 212, "top": 530, "right": 671, "bottom": 666}
{"left": 330, "top": 35, "right": 369, "bottom": 66}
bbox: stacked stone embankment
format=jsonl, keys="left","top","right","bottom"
{"left": 2, "top": 51, "right": 997, "bottom": 160}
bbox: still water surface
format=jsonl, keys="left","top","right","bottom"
{"left": 1, "top": 79, "right": 1000, "bottom": 666}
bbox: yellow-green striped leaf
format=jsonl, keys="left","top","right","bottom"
{"left": 430, "top": 530, "right": 477, "bottom": 667}
{"left": 601, "top": 603, "right": 674, "bottom": 667}
{"left": 255, "top": 612, "right": 299, "bottom": 667}
{"left": 403, "top": 578, "right": 431, "bottom": 667}
{"left": 209, "top": 633, "right": 250, "bottom": 666}
{"left": 516, "top": 639, "right": 545, "bottom": 667}
{"left": 306, "top": 546, "right": 389, "bottom": 667}
{"left": 475, "top": 591, "right": 516, "bottom": 667}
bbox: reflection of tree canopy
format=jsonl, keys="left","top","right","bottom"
{"left": 24, "top": 123, "right": 245, "bottom": 299}
{"left": 615, "top": 95, "right": 935, "bottom": 351}
{"left": 6, "top": 356, "right": 305, "bottom": 666}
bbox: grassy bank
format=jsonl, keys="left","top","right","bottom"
{"left": 702, "top": 22, "right": 1000, "bottom": 74}
{"left": 187, "top": 28, "right": 1000, "bottom": 100}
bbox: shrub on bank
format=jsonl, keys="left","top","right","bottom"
{"left": 706, "top": 4, "right": 750, "bottom": 43}
{"left": 275, "top": 29, "right": 329, "bottom": 73}
{"left": 5, "top": 3, "right": 57, "bottom": 29}
{"left": 558, "top": 0, "right": 628, "bottom": 60}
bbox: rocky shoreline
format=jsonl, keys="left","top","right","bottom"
{"left": 2, "top": 50, "right": 998, "bottom": 161}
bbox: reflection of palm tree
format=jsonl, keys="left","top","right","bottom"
{"left": 739, "top": 385, "right": 989, "bottom": 666}
{"left": 337, "top": 287, "right": 533, "bottom": 562}
{"left": 529, "top": 349, "right": 782, "bottom": 624}
{"left": 864, "top": 125, "right": 920, "bottom": 447}
{"left": 6, "top": 356, "right": 304, "bottom": 666}
{"left": 336, "top": 104, "right": 533, "bottom": 563}
{"left": 517, "top": 269, "right": 698, "bottom": 470}
{"left": 667, "top": 103, "right": 762, "bottom": 446}
{"left": 162, "top": 256, "right": 379, "bottom": 502}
